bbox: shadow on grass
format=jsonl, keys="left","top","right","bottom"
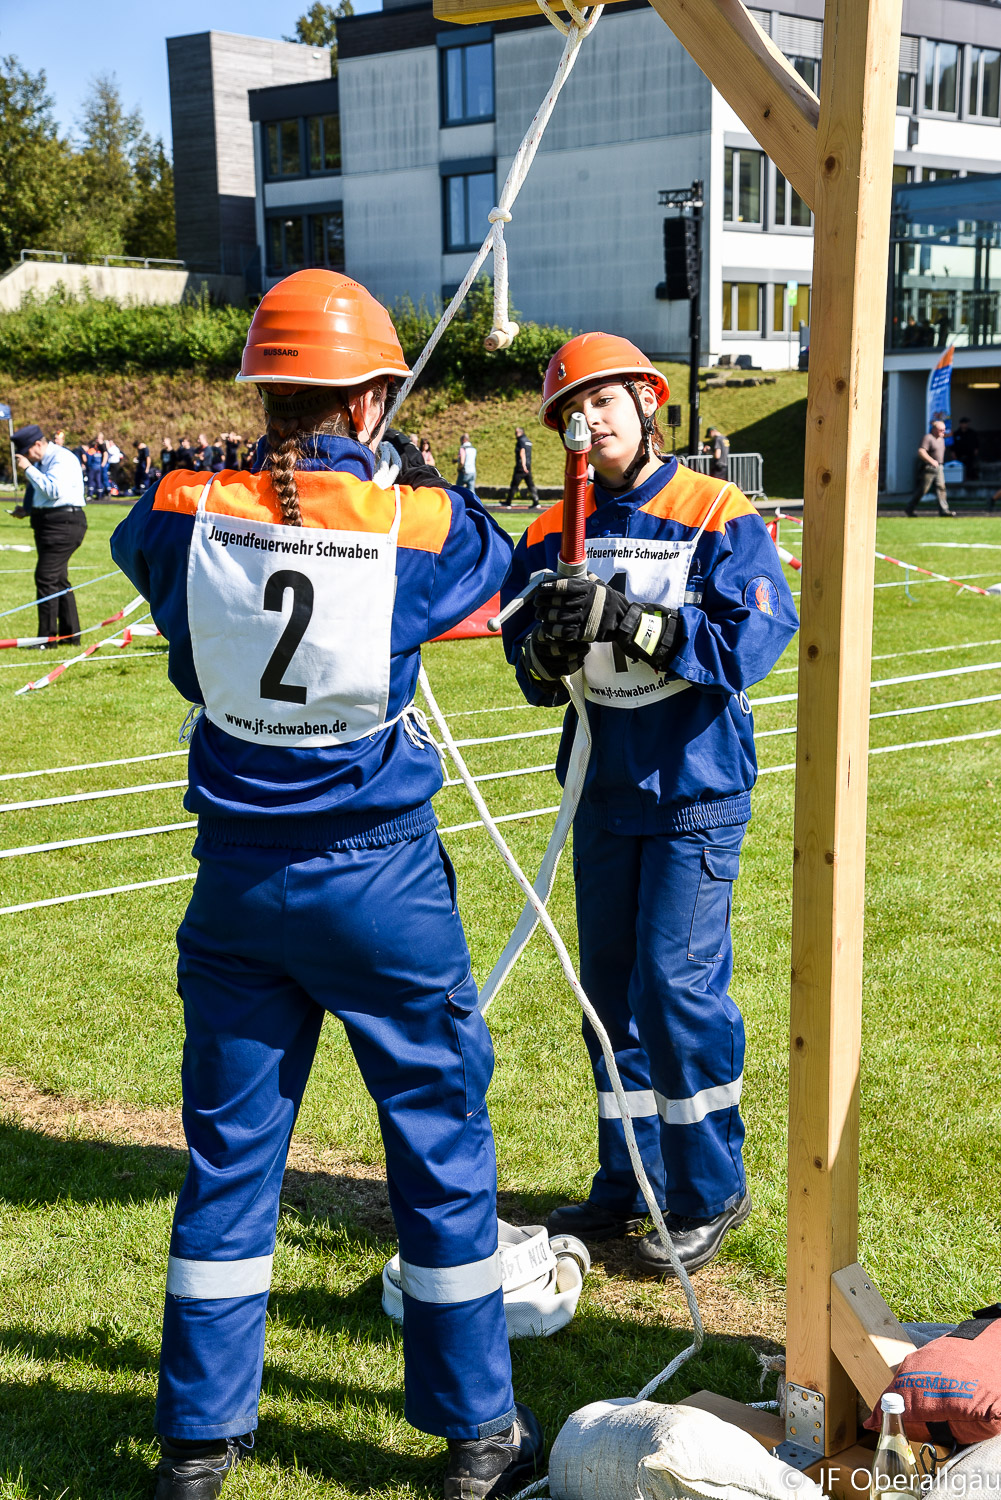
{"left": 0, "top": 1319, "right": 781, "bottom": 1499}
{"left": 725, "top": 397, "right": 808, "bottom": 498}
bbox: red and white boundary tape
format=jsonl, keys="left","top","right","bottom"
{"left": 767, "top": 520, "right": 802, "bottom": 572}
{"left": 774, "top": 510, "right": 996, "bottom": 596}
{"left": 15, "top": 612, "right": 153, "bottom": 694}
{"left": 1, "top": 594, "right": 146, "bottom": 650}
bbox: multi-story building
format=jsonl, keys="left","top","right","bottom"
{"left": 245, "top": 0, "right": 1000, "bottom": 372}
{"left": 167, "top": 31, "right": 330, "bottom": 278}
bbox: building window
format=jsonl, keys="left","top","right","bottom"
{"left": 441, "top": 41, "right": 494, "bottom": 125}
{"left": 265, "top": 119, "right": 303, "bottom": 179}
{"left": 969, "top": 47, "right": 1001, "bottom": 120}
{"left": 923, "top": 41, "right": 960, "bottom": 115}
{"left": 722, "top": 281, "right": 763, "bottom": 333}
{"left": 266, "top": 215, "right": 305, "bottom": 274}
{"left": 267, "top": 209, "right": 344, "bottom": 275}
{"left": 774, "top": 169, "right": 812, "bottom": 228}
{"left": 309, "top": 209, "right": 344, "bottom": 270}
{"left": 308, "top": 114, "right": 341, "bottom": 174}
{"left": 892, "top": 164, "right": 914, "bottom": 185}
{"left": 443, "top": 170, "right": 494, "bottom": 252}
{"left": 772, "top": 282, "right": 811, "bottom": 334}
{"left": 790, "top": 55, "right": 819, "bottom": 92}
{"left": 723, "top": 148, "right": 764, "bottom": 226}
{"left": 898, "top": 36, "right": 919, "bottom": 110}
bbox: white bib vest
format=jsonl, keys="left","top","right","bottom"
{"left": 582, "top": 484, "right": 732, "bottom": 709}
{"left": 187, "top": 476, "right": 402, "bottom": 748}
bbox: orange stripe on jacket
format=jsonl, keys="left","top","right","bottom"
{"left": 640, "top": 469, "right": 756, "bottom": 532}
{"left": 152, "top": 468, "right": 453, "bottom": 555}
{"left": 524, "top": 490, "right": 598, "bottom": 548}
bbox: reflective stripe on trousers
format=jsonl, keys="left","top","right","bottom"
{"left": 573, "top": 820, "right": 748, "bottom": 1220}
{"left": 156, "top": 828, "right": 514, "bottom": 1444}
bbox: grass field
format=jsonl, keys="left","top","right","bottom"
{"left": 1, "top": 502, "right": 1000, "bottom": 1499}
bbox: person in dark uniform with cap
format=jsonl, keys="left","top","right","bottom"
{"left": 11, "top": 423, "right": 87, "bottom": 645}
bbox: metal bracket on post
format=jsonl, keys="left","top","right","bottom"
{"left": 773, "top": 1383, "right": 826, "bottom": 1471}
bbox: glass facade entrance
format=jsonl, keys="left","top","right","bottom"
{"left": 888, "top": 174, "right": 1001, "bottom": 351}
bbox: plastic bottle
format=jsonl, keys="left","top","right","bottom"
{"left": 872, "top": 1392, "right": 923, "bottom": 1495}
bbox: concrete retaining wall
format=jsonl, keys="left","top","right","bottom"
{"left": 0, "top": 259, "right": 246, "bottom": 311}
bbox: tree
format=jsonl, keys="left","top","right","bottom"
{"left": 125, "top": 137, "right": 177, "bottom": 261}
{"left": 0, "top": 56, "right": 75, "bottom": 270}
{"left": 285, "top": 0, "right": 355, "bottom": 75}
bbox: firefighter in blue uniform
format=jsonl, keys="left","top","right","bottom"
{"left": 501, "top": 333, "right": 798, "bottom": 1274}
{"left": 111, "top": 270, "right": 542, "bottom": 1500}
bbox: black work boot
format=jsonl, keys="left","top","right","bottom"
{"left": 154, "top": 1434, "right": 253, "bottom": 1499}
{"left": 546, "top": 1199, "right": 647, "bottom": 1243}
{"left": 634, "top": 1189, "right": 752, "bottom": 1276}
{"left": 444, "top": 1403, "right": 544, "bottom": 1500}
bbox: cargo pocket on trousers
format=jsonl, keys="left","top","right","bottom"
{"left": 447, "top": 969, "right": 494, "bottom": 1118}
{"left": 688, "top": 845, "right": 740, "bottom": 962}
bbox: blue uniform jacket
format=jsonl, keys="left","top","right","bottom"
{"left": 111, "top": 434, "right": 512, "bottom": 848}
{"left": 501, "top": 457, "right": 798, "bottom": 835}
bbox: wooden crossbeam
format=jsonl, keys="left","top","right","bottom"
{"left": 646, "top": 0, "right": 819, "bottom": 205}
{"left": 831, "top": 1263, "right": 917, "bottom": 1411}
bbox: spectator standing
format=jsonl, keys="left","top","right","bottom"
{"left": 503, "top": 426, "right": 539, "bottom": 508}
{"left": 11, "top": 424, "right": 87, "bottom": 645}
{"left": 176, "top": 437, "right": 194, "bottom": 468}
{"left": 133, "top": 443, "right": 151, "bottom": 494}
{"left": 419, "top": 437, "right": 435, "bottom": 468}
{"left": 53, "top": 429, "right": 66, "bottom": 446}
{"left": 906, "top": 419, "right": 955, "bottom": 516}
{"left": 161, "top": 439, "right": 175, "bottom": 474}
{"left": 951, "top": 417, "right": 979, "bottom": 480}
{"left": 456, "top": 431, "right": 479, "bottom": 497}
{"left": 705, "top": 426, "right": 730, "bottom": 481}
{"left": 222, "top": 432, "right": 242, "bottom": 469}
{"left": 84, "top": 443, "right": 103, "bottom": 498}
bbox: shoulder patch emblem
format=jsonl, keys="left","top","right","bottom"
{"left": 745, "top": 576, "right": 779, "bottom": 615}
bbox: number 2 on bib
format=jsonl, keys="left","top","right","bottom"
{"left": 260, "top": 569, "right": 314, "bottom": 704}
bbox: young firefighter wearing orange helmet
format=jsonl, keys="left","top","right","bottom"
{"left": 110, "top": 271, "right": 543, "bottom": 1500}
{"left": 501, "top": 334, "right": 798, "bottom": 1273}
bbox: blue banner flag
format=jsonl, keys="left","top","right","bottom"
{"left": 926, "top": 346, "right": 954, "bottom": 444}
{"left": 0, "top": 404, "right": 11, "bottom": 421}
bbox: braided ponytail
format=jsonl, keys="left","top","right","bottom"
{"left": 265, "top": 416, "right": 303, "bottom": 527}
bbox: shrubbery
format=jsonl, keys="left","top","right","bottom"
{"left": 0, "top": 279, "right": 570, "bottom": 392}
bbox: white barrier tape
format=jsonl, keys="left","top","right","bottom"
{"left": 0, "top": 568, "right": 122, "bottom": 620}
{"left": 442, "top": 761, "right": 555, "bottom": 789}
{"left": 0, "top": 820, "right": 196, "bottom": 860}
{"left": 441, "top": 805, "right": 561, "bottom": 835}
{"left": 0, "top": 545, "right": 32, "bottom": 553}
{"left": 754, "top": 691, "right": 1001, "bottom": 740}
{"left": 915, "top": 542, "right": 1001, "bottom": 550}
{"left": 0, "top": 871, "right": 195, "bottom": 917}
{"left": 0, "top": 649, "right": 163, "bottom": 672}
{"left": 0, "top": 778, "right": 186, "bottom": 814}
{"left": 771, "top": 636, "right": 1001, "bottom": 676}
{"left": 454, "top": 724, "right": 562, "bottom": 748}
{"left": 753, "top": 657, "right": 1001, "bottom": 709}
{"left": 0, "top": 747, "right": 187, "bottom": 783}
{"left": 757, "top": 723, "right": 1001, "bottom": 778}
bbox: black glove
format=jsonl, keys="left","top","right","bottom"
{"left": 520, "top": 628, "right": 589, "bottom": 686}
{"left": 534, "top": 574, "right": 680, "bottom": 672}
{"left": 383, "top": 428, "right": 443, "bottom": 489}
{"left": 534, "top": 573, "right": 630, "bottom": 644}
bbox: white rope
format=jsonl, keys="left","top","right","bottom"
{"left": 386, "top": 0, "right": 603, "bottom": 420}
{"left": 0, "top": 649, "right": 163, "bottom": 671}
{"left": 752, "top": 657, "right": 1001, "bottom": 710}
{"left": 0, "top": 568, "right": 122, "bottom": 621}
{"left": 442, "top": 761, "right": 555, "bottom": 788}
{"left": 420, "top": 665, "right": 704, "bottom": 1424}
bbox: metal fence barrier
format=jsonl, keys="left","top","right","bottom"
{"left": 680, "top": 451, "right": 766, "bottom": 499}
{"left": 19, "top": 248, "right": 187, "bottom": 271}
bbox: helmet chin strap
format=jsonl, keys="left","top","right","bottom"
{"left": 558, "top": 379, "right": 660, "bottom": 495}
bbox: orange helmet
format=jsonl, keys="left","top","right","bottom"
{"left": 238, "top": 270, "right": 410, "bottom": 389}
{"left": 539, "top": 332, "right": 670, "bottom": 430}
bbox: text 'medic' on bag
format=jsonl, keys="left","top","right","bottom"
{"left": 864, "top": 1310, "right": 1001, "bottom": 1448}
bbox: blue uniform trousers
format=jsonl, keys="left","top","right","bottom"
{"left": 572, "top": 820, "right": 747, "bottom": 1220}
{"left": 157, "top": 828, "right": 515, "bottom": 1443}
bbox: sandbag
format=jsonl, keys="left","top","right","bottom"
{"left": 931, "top": 1434, "right": 1001, "bottom": 1494}
{"left": 548, "top": 1399, "right": 824, "bottom": 1500}
{"left": 382, "top": 1221, "right": 591, "bottom": 1339}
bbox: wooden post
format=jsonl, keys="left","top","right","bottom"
{"left": 786, "top": 0, "right": 902, "bottom": 1456}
